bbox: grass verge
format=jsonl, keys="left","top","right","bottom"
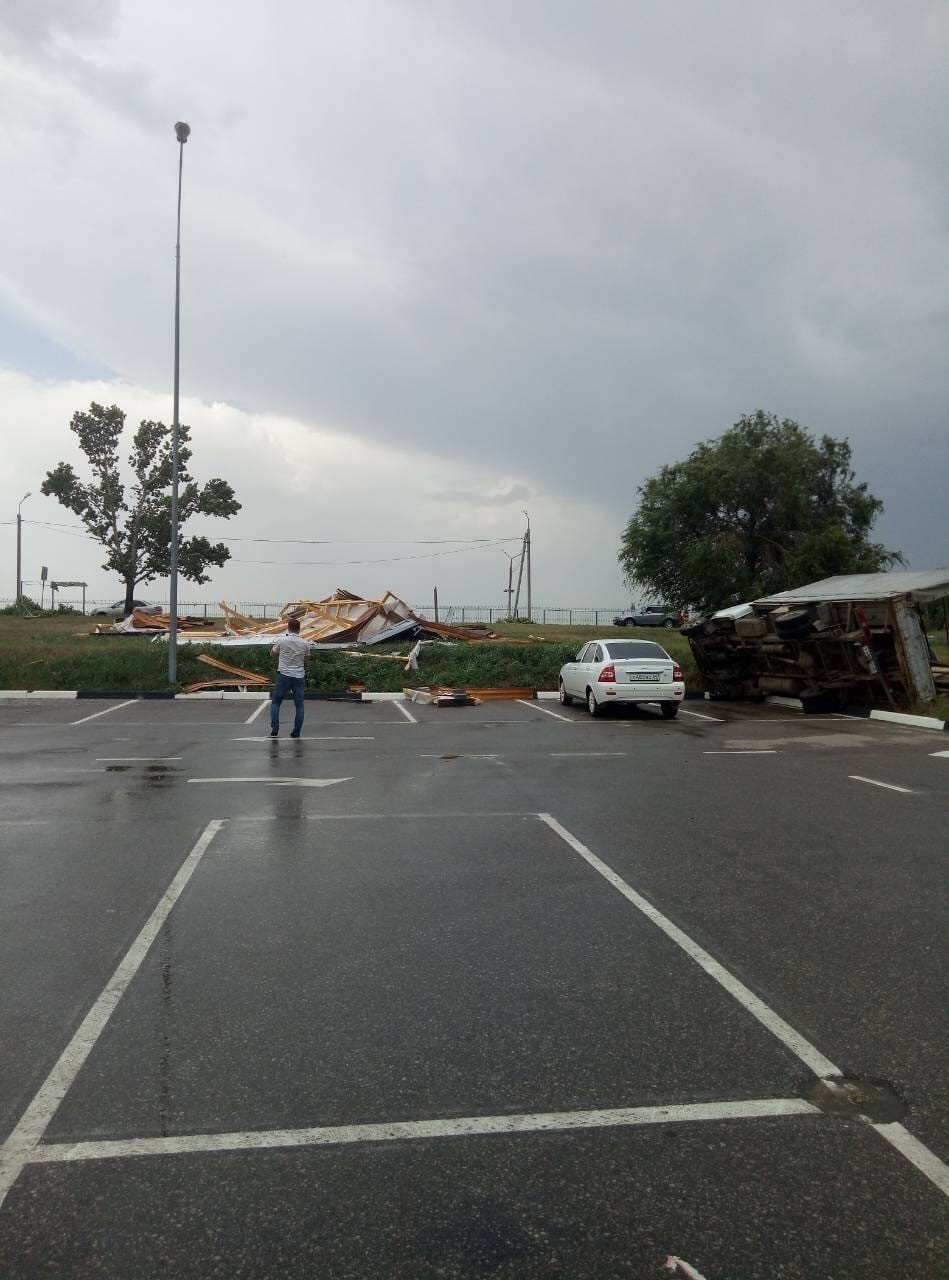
{"left": 0, "top": 616, "right": 700, "bottom": 693}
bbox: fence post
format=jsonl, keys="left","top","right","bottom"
{"left": 461, "top": 607, "right": 465, "bottom": 623}
{"left": 569, "top": 609, "right": 573, "bottom": 624}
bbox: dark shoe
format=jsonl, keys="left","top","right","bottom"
{"left": 290, "top": 731, "right": 301, "bottom": 738}
{"left": 270, "top": 728, "right": 278, "bottom": 737}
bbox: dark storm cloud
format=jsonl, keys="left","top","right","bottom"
{"left": 1, "top": 0, "right": 946, "bottom": 567}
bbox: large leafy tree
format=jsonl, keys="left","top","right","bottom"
{"left": 619, "top": 411, "right": 901, "bottom": 612}
{"left": 41, "top": 402, "right": 241, "bottom": 614}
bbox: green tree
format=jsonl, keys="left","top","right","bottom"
{"left": 41, "top": 402, "right": 241, "bottom": 614}
{"left": 618, "top": 411, "right": 901, "bottom": 612}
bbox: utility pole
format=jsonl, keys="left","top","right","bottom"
{"left": 503, "top": 552, "right": 514, "bottom": 618}
{"left": 168, "top": 121, "right": 191, "bottom": 685}
{"left": 15, "top": 492, "right": 30, "bottom": 606}
{"left": 512, "top": 531, "right": 526, "bottom": 619}
{"left": 523, "top": 510, "right": 532, "bottom": 623}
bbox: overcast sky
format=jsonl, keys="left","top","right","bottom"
{"left": 1, "top": 0, "right": 947, "bottom": 609}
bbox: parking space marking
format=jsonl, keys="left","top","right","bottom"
{"left": 188, "top": 777, "right": 351, "bottom": 789}
{"left": 537, "top": 813, "right": 949, "bottom": 1200}
{"left": 703, "top": 750, "right": 779, "bottom": 755}
{"left": 69, "top": 700, "right": 137, "bottom": 726}
{"left": 244, "top": 699, "right": 270, "bottom": 725}
{"left": 0, "top": 819, "right": 226, "bottom": 1210}
{"left": 930, "top": 750, "right": 949, "bottom": 758}
{"left": 393, "top": 700, "right": 418, "bottom": 724}
{"left": 232, "top": 736, "right": 375, "bottom": 742}
{"left": 678, "top": 708, "right": 726, "bottom": 722}
{"left": 95, "top": 757, "right": 182, "bottom": 763}
{"left": 538, "top": 813, "right": 839, "bottom": 1074}
{"left": 550, "top": 752, "right": 627, "bottom": 757}
{"left": 848, "top": 775, "right": 914, "bottom": 794}
{"left": 516, "top": 700, "right": 574, "bottom": 722}
{"left": 28, "top": 1098, "right": 816, "bottom": 1166}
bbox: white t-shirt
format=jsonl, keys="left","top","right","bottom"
{"left": 270, "top": 633, "right": 313, "bottom": 677}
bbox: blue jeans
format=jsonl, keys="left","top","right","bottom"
{"left": 271, "top": 673, "right": 305, "bottom": 734}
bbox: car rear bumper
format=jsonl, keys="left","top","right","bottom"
{"left": 599, "top": 682, "right": 685, "bottom": 701}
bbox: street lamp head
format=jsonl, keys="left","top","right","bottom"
{"left": 175, "top": 121, "right": 191, "bottom": 143}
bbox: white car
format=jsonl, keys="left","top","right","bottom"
{"left": 559, "top": 638, "right": 685, "bottom": 718}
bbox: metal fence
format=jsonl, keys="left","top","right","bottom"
{"left": 1, "top": 597, "right": 627, "bottom": 625}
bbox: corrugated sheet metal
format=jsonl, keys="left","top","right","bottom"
{"left": 754, "top": 570, "right": 949, "bottom": 605}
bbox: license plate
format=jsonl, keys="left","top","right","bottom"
{"left": 629, "top": 672, "right": 661, "bottom": 683}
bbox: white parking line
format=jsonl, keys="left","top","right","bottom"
{"left": 930, "top": 750, "right": 949, "bottom": 758}
{"left": 536, "top": 813, "right": 949, "bottom": 1200}
{"left": 95, "top": 757, "right": 182, "bottom": 763}
{"left": 848, "top": 775, "right": 914, "bottom": 794}
{"left": 550, "top": 752, "right": 627, "bottom": 757}
{"left": 69, "top": 700, "right": 137, "bottom": 726}
{"left": 0, "top": 819, "right": 226, "bottom": 1209}
{"left": 393, "top": 700, "right": 417, "bottom": 724}
{"left": 517, "top": 700, "right": 573, "bottom": 722}
{"left": 244, "top": 699, "right": 270, "bottom": 725}
{"left": 232, "top": 736, "right": 375, "bottom": 742}
{"left": 28, "top": 1098, "right": 816, "bottom": 1166}
{"left": 703, "top": 750, "right": 778, "bottom": 755}
{"left": 678, "top": 708, "right": 725, "bottom": 722}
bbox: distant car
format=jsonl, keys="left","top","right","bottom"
{"left": 90, "top": 599, "right": 151, "bottom": 618}
{"left": 612, "top": 604, "right": 685, "bottom": 629}
{"left": 559, "top": 638, "right": 685, "bottom": 718}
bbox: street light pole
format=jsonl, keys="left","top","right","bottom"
{"left": 523, "top": 509, "right": 532, "bottom": 624}
{"left": 168, "top": 121, "right": 190, "bottom": 685}
{"left": 16, "top": 492, "right": 30, "bottom": 606}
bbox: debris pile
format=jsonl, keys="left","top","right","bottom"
{"left": 95, "top": 606, "right": 215, "bottom": 637}
{"left": 684, "top": 571, "right": 949, "bottom": 711}
{"left": 218, "top": 589, "right": 526, "bottom": 647}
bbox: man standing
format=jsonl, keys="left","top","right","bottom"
{"left": 269, "top": 616, "right": 312, "bottom": 737}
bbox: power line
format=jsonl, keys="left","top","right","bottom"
{"left": 22, "top": 520, "right": 521, "bottom": 547}
{"left": 229, "top": 540, "right": 516, "bottom": 566}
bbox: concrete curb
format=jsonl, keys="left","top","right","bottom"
{"left": 867, "top": 708, "right": 948, "bottom": 732}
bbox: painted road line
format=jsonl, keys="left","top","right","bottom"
{"left": 537, "top": 812, "right": 839, "bottom": 1075}
{"left": 0, "top": 819, "right": 226, "bottom": 1209}
{"left": 516, "top": 700, "right": 573, "bottom": 722}
{"left": 28, "top": 1098, "right": 816, "bottom": 1165}
{"left": 188, "top": 777, "right": 352, "bottom": 789}
{"left": 536, "top": 813, "right": 949, "bottom": 1201}
{"left": 232, "top": 736, "right": 375, "bottom": 742}
{"left": 702, "top": 750, "right": 779, "bottom": 755}
{"left": 70, "top": 699, "right": 137, "bottom": 726}
{"left": 244, "top": 699, "right": 270, "bottom": 725}
{"left": 869, "top": 1121, "right": 949, "bottom": 1197}
{"left": 678, "top": 708, "right": 726, "bottom": 722}
{"left": 930, "top": 750, "right": 949, "bottom": 758}
{"left": 95, "top": 757, "right": 182, "bottom": 762}
{"left": 393, "top": 700, "right": 417, "bottom": 724}
{"left": 848, "top": 775, "right": 914, "bottom": 794}
{"left": 550, "top": 752, "right": 627, "bottom": 757}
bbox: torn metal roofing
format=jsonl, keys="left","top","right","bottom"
{"left": 754, "top": 569, "right": 949, "bottom": 606}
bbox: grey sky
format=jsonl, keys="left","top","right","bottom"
{"left": 1, "top": 0, "right": 946, "bottom": 605}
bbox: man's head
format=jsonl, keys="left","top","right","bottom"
{"left": 288, "top": 618, "right": 301, "bottom": 634}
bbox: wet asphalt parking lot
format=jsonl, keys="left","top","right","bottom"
{"left": 0, "top": 693, "right": 946, "bottom": 1278}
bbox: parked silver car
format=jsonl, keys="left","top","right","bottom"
{"left": 90, "top": 599, "right": 151, "bottom": 618}
{"left": 612, "top": 604, "right": 685, "bottom": 629}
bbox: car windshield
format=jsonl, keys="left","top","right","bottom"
{"left": 605, "top": 641, "right": 669, "bottom": 660}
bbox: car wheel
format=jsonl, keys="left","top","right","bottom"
{"left": 661, "top": 702, "right": 679, "bottom": 719}
{"left": 623, "top": 618, "right": 635, "bottom": 627}
{"left": 558, "top": 680, "right": 572, "bottom": 706}
{"left": 586, "top": 687, "right": 603, "bottom": 717}
{"left": 663, "top": 619, "right": 676, "bottom": 628}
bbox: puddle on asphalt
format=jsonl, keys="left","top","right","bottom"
{"left": 104, "top": 763, "right": 182, "bottom": 786}
{"left": 801, "top": 1075, "right": 907, "bottom": 1123}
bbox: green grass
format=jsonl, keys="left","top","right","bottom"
{"left": 0, "top": 615, "right": 944, "bottom": 712}
{"left": 0, "top": 615, "right": 699, "bottom": 693}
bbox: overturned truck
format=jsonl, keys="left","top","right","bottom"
{"left": 684, "top": 571, "right": 949, "bottom": 712}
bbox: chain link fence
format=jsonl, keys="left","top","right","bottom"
{"left": 1, "top": 597, "right": 627, "bottom": 625}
